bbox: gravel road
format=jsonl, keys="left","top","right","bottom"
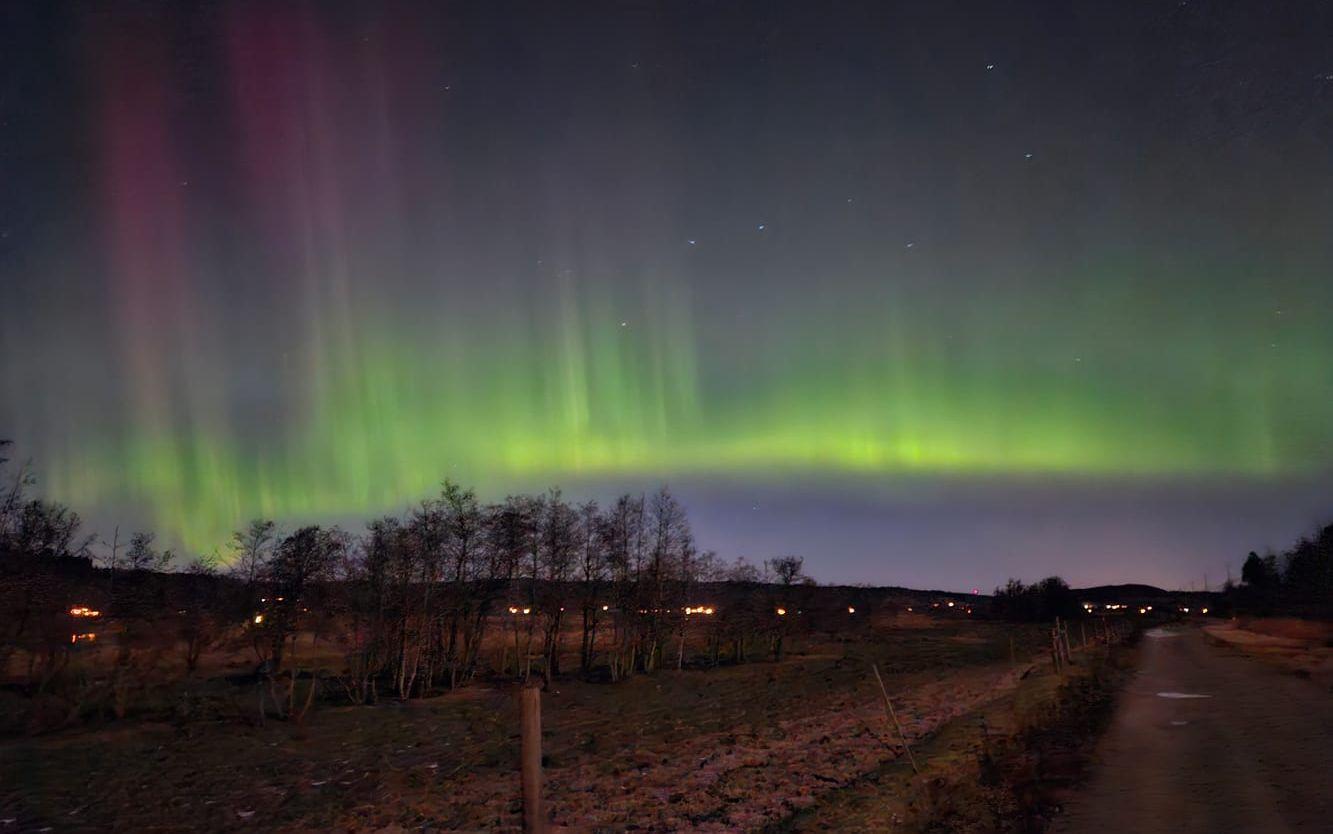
{"left": 1056, "top": 625, "right": 1333, "bottom": 833}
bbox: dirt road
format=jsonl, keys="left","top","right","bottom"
{"left": 1056, "top": 626, "right": 1333, "bottom": 833}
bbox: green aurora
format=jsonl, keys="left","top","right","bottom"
{"left": 35, "top": 260, "right": 1333, "bottom": 555}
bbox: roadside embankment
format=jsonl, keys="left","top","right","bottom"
{"left": 779, "top": 632, "right": 1137, "bottom": 833}
{"left": 1203, "top": 618, "right": 1333, "bottom": 689}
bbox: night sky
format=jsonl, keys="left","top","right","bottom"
{"left": 3, "top": 1, "right": 1332, "bottom": 589}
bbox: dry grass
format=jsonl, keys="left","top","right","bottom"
{"left": 1204, "top": 619, "right": 1333, "bottom": 689}
{"left": 0, "top": 620, "right": 1052, "bottom": 832}
{"left": 777, "top": 639, "right": 1135, "bottom": 833}
{"left": 1240, "top": 617, "right": 1333, "bottom": 643}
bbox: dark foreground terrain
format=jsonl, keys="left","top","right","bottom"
{"left": 0, "top": 619, "right": 1053, "bottom": 832}
{"left": 1056, "top": 626, "right": 1333, "bottom": 834}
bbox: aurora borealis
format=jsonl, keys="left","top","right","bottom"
{"left": 3, "top": 1, "right": 1332, "bottom": 588}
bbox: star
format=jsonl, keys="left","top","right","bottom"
{"left": 688, "top": 240, "right": 697, "bottom": 246}
{"left": 906, "top": 242, "right": 915, "bottom": 248}
{"left": 620, "top": 321, "right": 628, "bottom": 328}
{"left": 757, "top": 224, "right": 766, "bottom": 231}
{"left": 1024, "top": 153, "right": 1034, "bottom": 159}
{"left": 986, "top": 64, "right": 995, "bottom": 70}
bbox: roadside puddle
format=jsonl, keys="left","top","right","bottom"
{"left": 1144, "top": 628, "right": 1182, "bottom": 639}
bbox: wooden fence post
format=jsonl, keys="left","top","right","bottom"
{"left": 520, "top": 684, "right": 545, "bottom": 834}
{"left": 1054, "top": 617, "right": 1071, "bottom": 667}
{"left": 871, "top": 663, "right": 921, "bottom": 774}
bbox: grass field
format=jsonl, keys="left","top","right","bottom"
{"left": 1203, "top": 617, "right": 1333, "bottom": 690}
{"left": 782, "top": 635, "right": 1134, "bottom": 833}
{"left": 1, "top": 618, "right": 1062, "bottom": 832}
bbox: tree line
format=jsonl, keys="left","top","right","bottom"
{"left": 236, "top": 484, "right": 813, "bottom": 711}
{"left": 1234, "top": 525, "right": 1333, "bottom": 615}
{"left": 3, "top": 440, "right": 819, "bottom": 727}
{"left": 990, "top": 576, "right": 1077, "bottom": 622}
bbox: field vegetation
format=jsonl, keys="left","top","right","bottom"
{"left": 0, "top": 439, "right": 1145, "bottom": 831}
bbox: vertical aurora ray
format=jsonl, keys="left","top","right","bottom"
{"left": 68, "top": 259, "right": 1332, "bottom": 554}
